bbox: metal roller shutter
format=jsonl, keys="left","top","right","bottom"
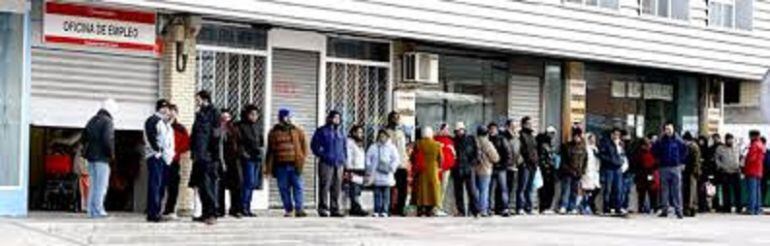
{"left": 30, "top": 47, "right": 159, "bottom": 130}
{"left": 269, "top": 49, "right": 319, "bottom": 208}
{"left": 508, "top": 75, "right": 542, "bottom": 130}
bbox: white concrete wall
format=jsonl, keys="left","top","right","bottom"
{"left": 102, "top": 0, "right": 770, "bottom": 81}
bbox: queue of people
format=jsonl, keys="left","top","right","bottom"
{"left": 79, "top": 90, "right": 769, "bottom": 226}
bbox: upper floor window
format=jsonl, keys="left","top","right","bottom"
{"left": 641, "top": 0, "right": 689, "bottom": 20}
{"left": 709, "top": 0, "right": 753, "bottom": 30}
{"left": 564, "top": 0, "right": 619, "bottom": 10}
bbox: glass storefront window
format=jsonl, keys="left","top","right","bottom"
{"left": 0, "top": 12, "right": 24, "bottom": 186}
{"left": 416, "top": 55, "right": 509, "bottom": 130}
{"left": 197, "top": 23, "right": 267, "bottom": 50}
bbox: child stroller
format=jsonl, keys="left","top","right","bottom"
{"left": 42, "top": 145, "right": 80, "bottom": 212}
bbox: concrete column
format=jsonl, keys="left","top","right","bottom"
{"left": 160, "top": 15, "right": 199, "bottom": 216}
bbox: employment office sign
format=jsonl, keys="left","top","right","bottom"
{"left": 43, "top": 2, "right": 156, "bottom": 52}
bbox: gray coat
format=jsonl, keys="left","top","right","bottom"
{"left": 715, "top": 145, "right": 741, "bottom": 174}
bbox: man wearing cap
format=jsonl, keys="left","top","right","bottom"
{"left": 265, "top": 108, "right": 309, "bottom": 217}
{"left": 143, "top": 99, "right": 175, "bottom": 222}
{"left": 451, "top": 122, "right": 479, "bottom": 216}
{"left": 311, "top": 111, "right": 348, "bottom": 217}
{"left": 82, "top": 99, "right": 117, "bottom": 219}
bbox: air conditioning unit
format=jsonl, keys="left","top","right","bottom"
{"left": 402, "top": 52, "right": 439, "bottom": 84}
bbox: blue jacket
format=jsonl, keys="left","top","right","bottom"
{"left": 599, "top": 139, "right": 625, "bottom": 170}
{"left": 311, "top": 124, "right": 347, "bottom": 166}
{"left": 653, "top": 135, "right": 687, "bottom": 168}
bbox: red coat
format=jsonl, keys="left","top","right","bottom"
{"left": 743, "top": 139, "right": 766, "bottom": 178}
{"left": 172, "top": 122, "right": 191, "bottom": 163}
{"left": 434, "top": 136, "right": 456, "bottom": 171}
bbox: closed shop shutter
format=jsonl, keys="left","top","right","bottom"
{"left": 30, "top": 47, "right": 159, "bottom": 130}
{"left": 269, "top": 49, "right": 320, "bottom": 208}
{"left": 508, "top": 75, "right": 542, "bottom": 130}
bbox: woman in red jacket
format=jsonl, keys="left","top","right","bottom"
{"left": 434, "top": 123, "right": 456, "bottom": 216}
{"left": 744, "top": 130, "right": 766, "bottom": 215}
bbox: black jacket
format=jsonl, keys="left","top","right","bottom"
{"left": 82, "top": 109, "right": 115, "bottom": 162}
{"left": 519, "top": 128, "right": 539, "bottom": 169}
{"left": 189, "top": 104, "right": 220, "bottom": 187}
{"left": 599, "top": 139, "right": 625, "bottom": 170}
{"left": 237, "top": 120, "right": 263, "bottom": 162}
{"left": 453, "top": 134, "right": 478, "bottom": 175}
{"left": 489, "top": 134, "right": 512, "bottom": 170}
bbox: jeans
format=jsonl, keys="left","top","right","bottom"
{"left": 620, "top": 173, "right": 635, "bottom": 210}
{"left": 660, "top": 166, "right": 683, "bottom": 215}
{"left": 87, "top": 161, "right": 110, "bottom": 218}
{"left": 196, "top": 161, "right": 219, "bottom": 219}
{"left": 490, "top": 169, "right": 510, "bottom": 213}
{"left": 163, "top": 161, "right": 181, "bottom": 215}
{"left": 241, "top": 159, "right": 259, "bottom": 213}
{"left": 559, "top": 175, "right": 579, "bottom": 212}
{"left": 373, "top": 186, "right": 391, "bottom": 215}
{"left": 516, "top": 166, "right": 535, "bottom": 213}
{"left": 746, "top": 177, "right": 762, "bottom": 215}
{"left": 475, "top": 174, "right": 492, "bottom": 215}
{"left": 348, "top": 181, "right": 364, "bottom": 213}
{"left": 146, "top": 157, "right": 166, "bottom": 220}
{"left": 318, "top": 163, "right": 344, "bottom": 213}
{"left": 601, "top": 168, "right": 623, "bottom": 214}
{"left": 452, "top": 168, "right": 478, "bottom": 216}
{"left": 495, "top": 169, "right": 516, "bottom": 213}
{"left": 275, "top": 164, "right": 304, "bottom": 213}
{"left": 721, "top": 172, "right": 742, "bottom": 213}
{"left": 580, "top": 189, "right": 599, "bottom": 215}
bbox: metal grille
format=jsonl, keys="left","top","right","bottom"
{"left": 326, "top": 62, "right": 388, "bottom": 146}
{"left": 196, "top": 49, "right": 266, "bottom": 128}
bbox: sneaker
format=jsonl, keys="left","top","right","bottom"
{"left": 382, "top": 213, "right": 390, "bottom": 218}
{"left": 558, "top": 207, "right": 567, "bottom": 214}
{"left": 435, "top": 210, "right": 449, "bottom": 217}
{"left": 163, "top": 213, "right": 178, "bottom": 221}
{"left": 318, "top": 210, "right": 330, "bottom": 217}
{"left": 676, "top": 213, "right": 684, "bottom": 219}
{"left": 658, "top": 213, "right": 668, "bottom": 218}
{"left": 295, "top": 210, "right": 308, "bottom": 218}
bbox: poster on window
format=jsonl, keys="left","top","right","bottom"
{"left": 627, "top": 82, "right": 642, "bottom": 98}
{"left": 612, "top": 80, "right": 626, "bottom": 98}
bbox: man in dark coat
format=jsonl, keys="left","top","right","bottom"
{"left": 536, "top": 126, "right": 558, "bottom": 214}
{"left": 488, "top": 122, "right": 513, "bottom": 216}
{"left": 682, "top": 132, "right": 702, "bottom": 217}
{"left": 653, "top": 123, "right": 687, "bottom": 219}
{"left": 216, "top": 109, "right": 242, "bottom": 218}
{"left": 599, "top": 128, "right": 626, "bottom": 215}
{"left": 190, "top": 91, "right": 221, "bottom": 225}
{"left": 451, "top": 122, "right": 478, "bottom": 217}
{"left": 517, "top": 116, "right": 539, "bottom": 215}
{"left": 82, "top": 99, "right": 117, "bottom": 219}
{"left": 559, "top": 128, "right": 586, "bottom": 214}
{"left": 237, "top": 104, "right": 263, "bottom": 217}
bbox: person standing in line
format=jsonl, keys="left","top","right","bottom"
{"left": 715, "top": 134, "right": 742, "bottom": 213}
{"left": 500, "top": 119, "right": 521, "bottom": 215}
{"left": 707, "top": 133, "right": 724, "bottom": 211}
{"left": 517, "top": 116, "right": 539, "bottom": 215}
{"left": 743, "top": 130, "right": 766, "bottom": 215}
{"left": 366, "top": 130, "right": 400, "bottom": 217}
{"left": 697, "top": 135, "right": 714, "bottom": 213}
{"left": 580, "top": 133, "right": 601, "bottom": 215}
{"left": 345, "top": 125, "right": 369, "bottom": 217}
{"left": 558, "top": 128, "right": 586, "bottom": 215}
{"left": 385, "top": 112, "right": 409, "bottom": 216}
{"left": 82, "top": 99, "right": 117, "bottom": 219}
{"left": 434, "top": 123, "right": 456, "bottom": 217}
{"left": 619, "top": 130, "right": 634, "bottom": 214}
{"left": 265, "top": 109, "right": 309, "bottom": 218}
{"left": 236, "top": 105, "right": 262, "bottom": 217}
{"left": 162, "top": 104, "right": 190, "bottom": 219}
{"left": 763, "top": 137, "right": 770, "bottom": 212}
{"left": 634, "top": 135, "right": 659, "bottom": 215}
{"left": 487, "top": 123, "right": 513, "bottom": 216}
{"left": 144, "top": 99, "right": 175, "bottom": 222}
{"left": 599, "top": 128, "right": 625, "bottom": 216}
{"left": 682, "top": 132, "right": 702, "bottom": 217}
{"left": 215, "top": 109, "right": 243, "bottom": 218}
{"left": 412, "top": 127, "right": 444, "bottom": 217}
{"left": 189, "top": 91, "right": 221, "bottom": 225}
{"left": 536, "top": 126, "right": 558, "bottom": 214}
{"left": 311, "top": 111, "right": 348, "bottom": 217}
{"left": 474, "top": 126, "right": 500, "bottom": 217}
{"left": 653, "top": 123, "right": 687, "bottom": 219}
{"left": 451, "top": 122, "right": 479, "bottom": 217}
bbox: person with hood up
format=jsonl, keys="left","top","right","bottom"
{"left": 345, "top": 125, "right": 368, "bottom": 217}
{"left": 366, "top": 129, "right": 400, "bottom": 217}
{"left": 82, "top": 98, "right": 117, "bottom": 219}
{"left": 311, "top": 110, "right": 348, "bottom": 217}
{"left": 265, "top": 108, "right": 308, "bottom": 218}
{"left": 143, "top": 99, "right": 175, "bottom": 222}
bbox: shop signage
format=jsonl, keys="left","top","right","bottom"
{"left": 43, "top": 2, "right": 157, "bottom": 52}
{"left": 643, "top": 83, "right": 673, "bottom": 101}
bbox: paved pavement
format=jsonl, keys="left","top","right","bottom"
{"left": 3, "top": 212, "right": 770, "bottom": 246}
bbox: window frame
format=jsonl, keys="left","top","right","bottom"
{"left": 563, "top": 0, "right": 620, "bottom": 11}
{"left": 640, "top": 0, "right": 690, "bottom": 22}
{"left": 708, "top": 0, "right": 738, "bottom": 29}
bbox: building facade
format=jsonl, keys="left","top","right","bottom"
{"left": 2, "top": 0, "right": 770, "bottom": 216}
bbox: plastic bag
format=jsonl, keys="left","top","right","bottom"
{"left": 533, "top": 166, "right": 544, "bottom": 190}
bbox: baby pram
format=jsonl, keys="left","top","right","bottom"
{"left": 41, "top": 145, "right": 80, "bottom": 212}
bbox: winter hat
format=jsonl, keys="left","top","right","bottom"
{"left": 477, "top": 125, "right": 488, "bottom": 136}
{"left": 546, "top": 126, "right": 557, "bottom": 134}
{"left": 278, "top": 108, "right": 292, "bottom": 121}
{"left": 455, "top": 121, "right": 466, "bottom": 130}
{"left": 101, "top": 98, "right": 118, "bottom": 116}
